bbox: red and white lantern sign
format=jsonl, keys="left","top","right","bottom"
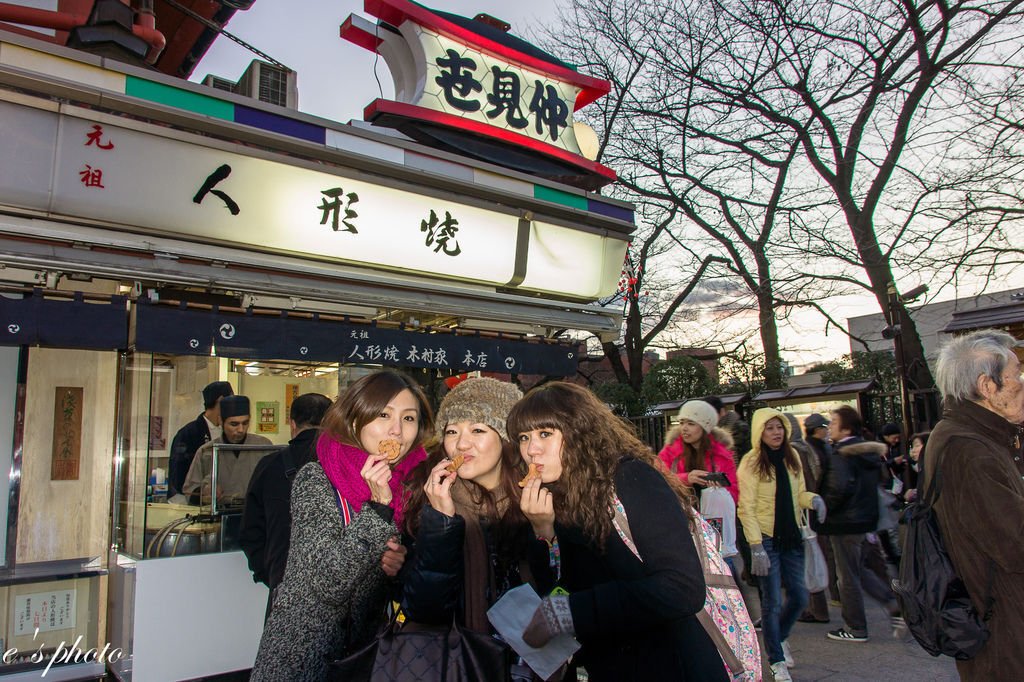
{"left": 341, "top": 0, "right": 615, "bottom": 187}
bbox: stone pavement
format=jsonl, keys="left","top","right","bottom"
{"left": 777, "top": 603, "right": 958, "bottom": 681}
{"left": 741, "top": 583, "right": 959, "bottom": 681}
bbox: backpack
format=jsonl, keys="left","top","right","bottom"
{"left": 611, "top": 495, "right": 761, "bottom": 680}
{"left": 891, "top": 450, "right": 993, "bottom": 660}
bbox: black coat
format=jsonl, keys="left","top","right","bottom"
{"left": 556, "top": 458, "right": 727, "bottom": 682}
{"left": 816, "top": 437, "right": 884, "bottom": 535}
{"left": 400, "top": 503, "right": 546, "bottom": 627}
{"left": 240, "top": 428, "right": 318, "bottom": 589}
{"left": 168, "top": 414, "right": 211, "bottom": 498}
{"left": 806, "top": 436, "right": 832, "bottom": 488}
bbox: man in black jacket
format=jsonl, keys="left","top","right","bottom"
{"left": 819, "top": 405, "right": 902, "bottom": 643}
{"left": 168, "top": 381, "right": 233, "bottom": 499}
{"left": 240, "top": 393, "right": 331, "bottom": 604}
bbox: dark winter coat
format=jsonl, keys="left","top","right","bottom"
{"left": 806, "top": 436, "right": 832, "bottom": 489}
{"left": 240, "top": 428, "right": 319, "bottom": 590}
{"left": 555, "top": 457, "right": 727, "bottom": 682}
{"left": 816, "top": 437, "right": 884, "bottom": 535}
{"left": 401, "top": 505, "right": 544, "bottom": 627}
{"left": 168, "top": 413, "right": 211, "bottom": 498}
{"left": 250, "top": 463, "right": 396, "bottom": 682}
{"left": 924, "top": 399, "right": 1024, "bottom": 681}
{"left": 719, "top": 411, "right": 751, "bottom": 462}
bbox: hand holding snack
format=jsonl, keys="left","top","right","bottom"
{"left": 378, "top": 438, "right": 402, "bottom": 464}
{"left": 518, "top": 462, "right": 539, "bottom": 488}
{"left": 519, "top": 473, "right": 555, "bottom": 540}
{"left": 424, "top": 458, "right": 457, "bottom": 517}
{"left": 445, "top": 454, "right": 465, "bottom": 474}
{"left": 361, "top": 452, "right": 394, "bottom": 504}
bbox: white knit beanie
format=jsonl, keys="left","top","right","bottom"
{"left": 676, "top": 400, "right": 718, "bottom": 435}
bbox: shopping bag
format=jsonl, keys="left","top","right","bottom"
{"left": 700, "top": 485, "right": 738, "bottom": 558}
{"left": 801, "top": 512, "right": 828, "bottom": 594}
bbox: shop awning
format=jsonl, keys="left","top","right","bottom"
{"left": 135, "top": 302, "right": 580, "bottom": 376}
{"left": 753, "top": 379, "right": 878, "bottom": 404}
{"left": 0, "top": 215, "right": 622, "bottom": 340}
{"left": 0, "top": 291, "right": 128, "bottom": 350}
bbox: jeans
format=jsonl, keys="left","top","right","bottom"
{"left": 757, "top": 537, "right": 808, "bottom": 665}
{"left": 830, "top": 533, "right": 898, "bottom": 636}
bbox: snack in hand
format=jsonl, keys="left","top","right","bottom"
{"left": 378, "top": 439, "right": 402, "bottom": 462}
{"left": 518, "top": 462, "right": 539, "bottom": 488}
{"left": 445, "top": 454, "right": 465, "bottom": 473}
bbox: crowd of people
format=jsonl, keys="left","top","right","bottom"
{"left": 169, "top": 328, "right": 1021, "bottom": 681}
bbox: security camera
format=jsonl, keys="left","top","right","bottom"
{"left": 881, "top": 324, "right": 901, "bottom": 340}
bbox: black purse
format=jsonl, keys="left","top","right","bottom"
{"left": 327, "top": 613, "right": 512, "bottom": 682}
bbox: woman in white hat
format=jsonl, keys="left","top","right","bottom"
{"left": 658, "top": 400, "right": 739, "bottom": 505}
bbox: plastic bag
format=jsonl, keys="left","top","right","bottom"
{"left": 700, "top": 485, "right": 737, "bottom": 558}
{"left": 801, "top": 512, "right": 829, "bottom": 594}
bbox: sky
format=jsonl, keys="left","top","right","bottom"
{"left": 190, "top": 1, "right": 932, "bottom": 370}
{"left": 192, "top": 0, "right": 557, "bottom": 123}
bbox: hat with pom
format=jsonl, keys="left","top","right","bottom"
{"left": 435, "top": 377, "right": 523, "bottom": 442}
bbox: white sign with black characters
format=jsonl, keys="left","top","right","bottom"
{"left": 0, "top": 99, "right": 620, "bottom": 300}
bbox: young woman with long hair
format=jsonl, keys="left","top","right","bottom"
{"left": 658, "top": 399, "right": 739, "bottom": 503}
{"left": 737, "top": 408, "right": 826, "bottom": 681}
{"left": 251, "top": 370, "right": 433, "bottom": 682}
{"left": 401, "top": 377, "right": 537, "bottom": 638}
{"left": 508, "top": 381, "right": 728, "bottom": 682}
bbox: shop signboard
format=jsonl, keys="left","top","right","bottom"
{"left": 341, "top": 0, "right": 615, "bottom": 185}
{"left": 51, "top": 387, "right": 82, "bottom": 481}
{"left": 0, "top": 99, "right": 622, "bottom": 301}
{"left": 135, "top": 302, "right": 580, "bottom": 376}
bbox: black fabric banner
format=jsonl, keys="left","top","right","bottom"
{"left": 134, "top": 303, "right": 579, "bottom": 376}
{"left": 0, "top": 291, "right": 128, "bottom": 350}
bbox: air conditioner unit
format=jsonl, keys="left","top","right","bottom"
{"left": 201, "top": 60, "right": 297, "bottom": 109}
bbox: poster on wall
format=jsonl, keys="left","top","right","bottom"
{"left": 284, "top": 384, "right": 300, "bottom": 419}
{"left": 14, "top": 589, "right": 77, "bottom": 635}
{"left": 257, "top": 401, "right": 279, "bottom": 434}
{"left": 51, "top": 387, "right": 82, "bottom": 480}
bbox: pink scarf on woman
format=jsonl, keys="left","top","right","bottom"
{"left": 316, "top": 434, "right": 426, "bottom": 529}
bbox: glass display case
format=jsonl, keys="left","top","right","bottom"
{"left": 112, "top": 352, "right": 350, "bottom": 560}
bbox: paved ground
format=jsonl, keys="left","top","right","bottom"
{"left": 740, "top": 582, "right": 959, "bottom": 681}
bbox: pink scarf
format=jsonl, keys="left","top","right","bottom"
{"left": 316, "top": 434, "right": 426, "bottom": 529}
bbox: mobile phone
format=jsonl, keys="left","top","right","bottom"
{"left": 705, "top": 472, "right": 730, "bottom": 486}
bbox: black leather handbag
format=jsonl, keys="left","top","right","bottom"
{"left": 327, "top": 615, "right": 512, "bottom": 682}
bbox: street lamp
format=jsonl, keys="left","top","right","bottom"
{"left": 883, "top": 282, "right": 928, "bottom": 438}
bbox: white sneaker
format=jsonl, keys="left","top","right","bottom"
{"left": 782, "top": 640, "right": 795, "bottom": 668}
{"left": 771, "top": 661, "right": 792, "bottom": 681}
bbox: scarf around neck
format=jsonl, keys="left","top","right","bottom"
{"left": 316, "top": 434, "right": 427, "bottom": 529}
{"left": 451, "top": 481, "right": 510, "bottom": 632}
{"left": 768, "top": 446, "right": 802, "bottom": 551}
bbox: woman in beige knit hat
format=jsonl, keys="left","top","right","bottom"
{"left": 400, "top": 377, "right": 544, "bottom": 676}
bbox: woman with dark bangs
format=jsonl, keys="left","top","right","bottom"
{"left": 252, "top": 370, "right": 433, "bottom": 682}
{"left": 508, "top": 381, "right": 728, "bottom": 682}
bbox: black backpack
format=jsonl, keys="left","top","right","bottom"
{"left": 892, "top": 451, "right": 993, "bottom": 660}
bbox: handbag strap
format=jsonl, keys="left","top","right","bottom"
{"left": 610, "top": 493, "right": 641, "bottom": 561}
{"left": 334, "top": 489, "right": 353, "bottom": 526}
